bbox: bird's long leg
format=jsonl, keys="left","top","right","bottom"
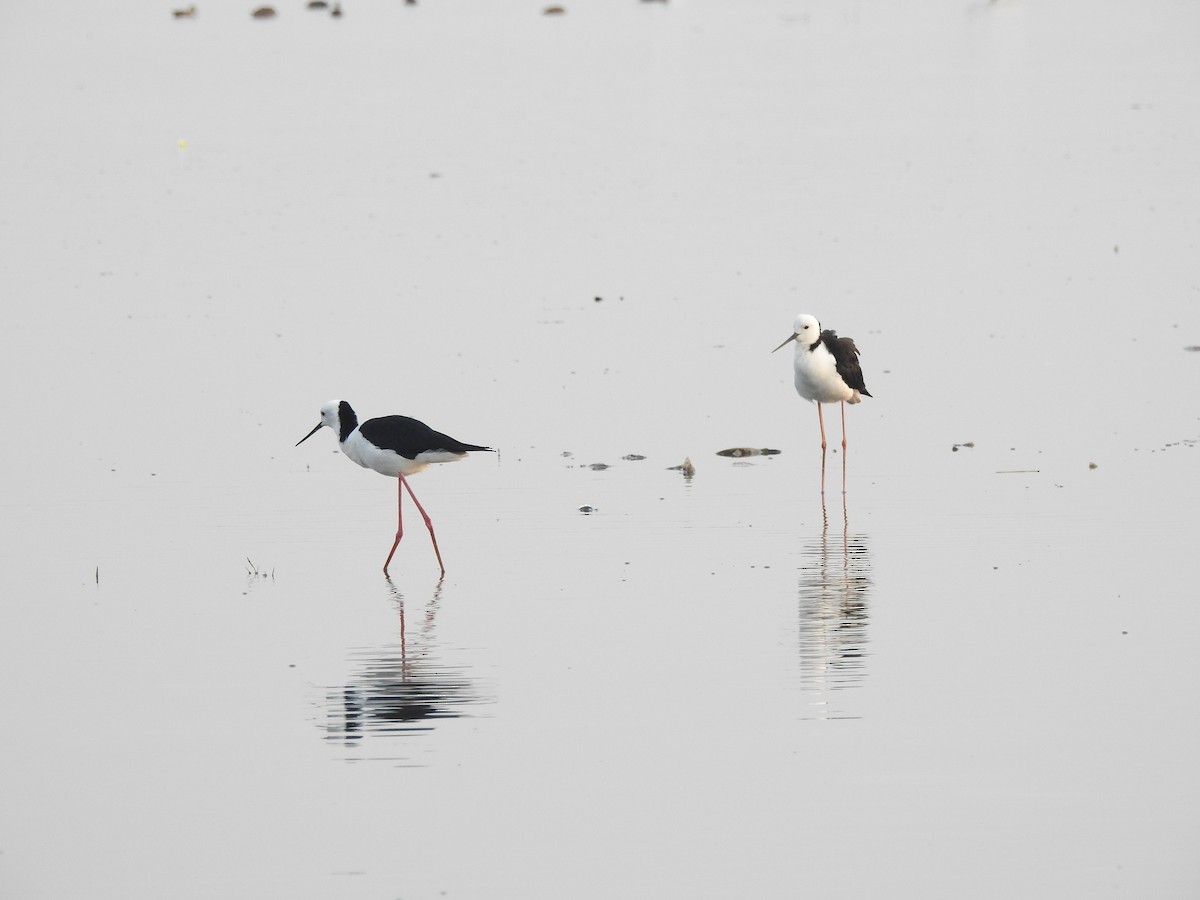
{"left": 383, "top": 477, "right": 405, "bottom": 574}
{"left": 817, "top": 402, "right": 828, "bottom": 496}
{"left": 399, "top": 474, "right": 446, "bottom": 576}
{"left": 840, "top": 400, "right": 848, "bottom": 494}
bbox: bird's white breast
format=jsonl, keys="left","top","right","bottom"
{"left": 793, "top": 343, "right": 855, "bottom": 404}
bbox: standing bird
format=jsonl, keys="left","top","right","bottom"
{"left": 773, "top": 314, "right": 872, "bottom": 493}
{"left": 297, "top": 400, "right": 493, "bottom": 575}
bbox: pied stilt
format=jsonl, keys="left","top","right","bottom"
{"left": 297, "top": 400, "right": 493, "bottom": 575}
{"left": 773, "top": 314, "right": 872, "bottom": 492}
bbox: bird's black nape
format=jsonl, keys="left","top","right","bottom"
{"left": 336, "top": 401, "right": 359, "bottom": 442}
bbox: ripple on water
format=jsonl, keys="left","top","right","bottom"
{"left": 796, "top": 511, "right": 872, "bottom": 721}
{"left": 320, "top": 591, "right": 494, "bottom": 761}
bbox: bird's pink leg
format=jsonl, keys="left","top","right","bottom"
{"left": 383, "top": 477, "right": 405, "bottom": 574}
{"left": 400, "top": 474, "right": 446, "bottom": 576}
{"left": 817, "top": 402, "right": 828, "bottom": 496}
{"left": 840, "top": 401, "right": 848, "bottom": 494}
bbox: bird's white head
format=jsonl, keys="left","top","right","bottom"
{"left": 772, "top": 314, "right": 822, "bottom": 353}
{"left": 317, "top": 400, "right": 343, "bottom": 429}
{"left": 296, "top": 399, "right": 352, "bottom": 446}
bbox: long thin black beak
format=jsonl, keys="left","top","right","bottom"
{"left": 296, "top": 422, "right": 323, "bottom": 447}
{"left": 772, "top": 333, "right": 798, "bottom": 353}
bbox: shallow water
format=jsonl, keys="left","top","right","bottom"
{"left": 2, "top": 0, "right": 1199, "bottom": 897}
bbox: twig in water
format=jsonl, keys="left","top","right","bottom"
{"left": 245, "top": 558, "right": 275, "bottom": 580}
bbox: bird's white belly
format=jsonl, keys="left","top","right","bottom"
{"left": 794, "top": 347, "right": 855, "bottom": 404}
{"left": 342, "top": 431, "right": 419, "bottom": 477}
{"left": 341, "top": 430, "right": 464, "bottom": 477}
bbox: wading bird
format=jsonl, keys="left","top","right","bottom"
{"left": 773, "top": 314, "right": 872, "bottom": 493}
{"left": 297, "top": 400, "right": 493, "bottom": 575}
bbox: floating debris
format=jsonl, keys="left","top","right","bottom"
{"left": 543, "top": 5, "right": 565, "bottom": 13}
{"left": 330, "top": 2, "right": 342, "bottom": 16}
{"left": 172, "top": 5, "right": 196, "bottom": 17}
{"left": 668, "top": 457, "right": 696, "bottom": 477}
{"left": 1185, "top": 346, "right": 1200, "bottom": 352}
{"left": 578, "top": 505, "right": 597, "bottom": 514}
{"left": 622, "top": 453, "right": 646, "bottom": 461}
{"left": 251, "top": 6, "right": 276, "bottom": 17}
{"left": 306, "top": 0, "right": 327, "bottom": 7}
{"left": 561, "top": 451, "right": 574, "bottom": 458}
{"left": 1088, "top": 461, "right": 1098, "bottom": 469}
{"left": 951, "top": 441, "right": 976, "bottom": 452}
{"left": 716, "top": 447, "right": 781, "bottom": 458}
{"left": 245, "top": 558, "right": 275, "bottom": 579}
{"left": 588, "top": 462, "right": 611, "bottom": 471}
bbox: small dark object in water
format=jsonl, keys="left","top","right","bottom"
{"left": 251, "top": 6, "right": 276, "bottom": 17}
{"left": 716, "top": 447, "right": 781, "bottom": 458}
{"left": 951, "top": 441, "right": 976, "bottom": 452}
{"left": 543, "top": 5, "right": 566, "bottom": 14}
{"left": 1185, "top": 346, "right": 1200, "bottom": 352}
{"left": 1088, "top": 462, "right": 1098, "bottom": 470}
{"left": 588, "top": 463, "right": 611, "bottom": 471}
{"left": 668, "top": 457, "right": 695, "bottom": 477}
{"left": 172, "top": 5, "right": 196, "bottom": 17}
{"left": 307, "top": 0, "right": 328, "bottom": 7}
{"left": 330, "top": 2, "right": 342, "bottom": 16}
{"left": 578, "top": 505, "right": 597, "bottom": 514}
{"left": 622, "top": 454, "right": 646, "bottom": 461}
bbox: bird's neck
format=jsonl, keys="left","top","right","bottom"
{"left": 337, "top": 402, "right": 359, "bottom": 442}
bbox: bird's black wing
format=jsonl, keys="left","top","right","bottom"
{"left": 821, "top": 330, "right": 872, "bottom": 397}
{"left": 361, "top": 416, "right": 492, "bottom": 459}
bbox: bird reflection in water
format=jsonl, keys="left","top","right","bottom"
{"left": 797, "top": 495, "right": 872, "bottom": 720}
{"left": 324, "top": 579, "right": 490, "bottom": 756}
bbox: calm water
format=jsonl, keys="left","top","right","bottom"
{"left": 1, "top": 0, "right": 1198, "bottom": 897}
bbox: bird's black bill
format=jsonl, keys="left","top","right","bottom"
{"left": 296, "top": 423, "right": 323, "bottom": 446}
{"left": 772, "top": 333, "right": 798, "bottom": 353}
